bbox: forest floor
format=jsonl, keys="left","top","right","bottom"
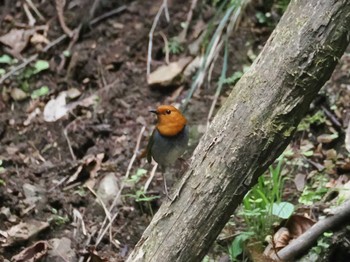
{"left": 0, "top": 0, "right": 350, "bottom": 261}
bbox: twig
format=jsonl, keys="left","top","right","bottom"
{"left": 147, "top": 0, "right": 170, "bottom": 76}
{"left": 26, "top": 0, "right": 45, "bottom": 21}
{"left": 144, "top": 163, "right": 158, "bottom": 192}
{"left": 55, "top": 0, "right": 74, "bottom": 37}
{"left": 63, "top": 128, "right": 76, "bottom": 161}
{"left": 159, "top": 31, "right": 170, "bottom": 65}
{"left": 23, "top": 3, "right": 36, "bottom": 26}
{"left": 274, "top": 200, "right": 350, "bottom": 261}
{"left": 178, "top": 0, "right": 198, "bottom": 42}
{"left": 89, "top": 5, "right": 127, "bottom": 26}
{"left": 86, "top": 185, "right": 112, "bottom": 221}
{"left": 95, "top": 126, "right": 146, "bottom": 247}
{"left": 321, "top": 105, "right": 342, "bottom": 127}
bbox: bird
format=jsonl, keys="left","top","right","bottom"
{"left": 146, "top": 105, "right": 189, "bottom": 167}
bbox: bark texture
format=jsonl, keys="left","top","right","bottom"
{"left": 127, "top": 0, "right": 350, "bottom": 261}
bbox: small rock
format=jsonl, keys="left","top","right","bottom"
{"left": 22, "top": 183, "right": 44, "bottom": 205}
{"left": 10, "top": 88, "right": 27, "bottom": 101}
{"left": 97, "top": 173, "right": 120, "bottom": 206}
{"left": 0, "top": 207, "right": 11, "bottom": 220}
{"left": 45, "top": 237, "right": 76, "bottom": 262}
{"left": 317, "top": 133, "right": 338, "bottom": 144}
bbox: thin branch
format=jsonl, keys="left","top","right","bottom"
{"left": 178, "top": 0, "right": 198, "bottom": 42}
{"left": 144, "top": 163, "right": 158, "bottom": 192}
{"left": 89, "top": 5, "right": 127, "bottom": 26}
{"left": 159, "top": 31, "right": 170, "bottom": 65}
{"left": 147, "top": 0, "right": 170, "bottom": 76}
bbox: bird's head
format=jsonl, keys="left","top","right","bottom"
{"left": 150, "top": 105, "right": 187, "bottom": 136}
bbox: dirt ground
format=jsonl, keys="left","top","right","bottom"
{"left": 0, "top": 0, "right": 251, "bottom": 260}
{"left": 1, "top": 0, "right": 350, "bottom": 261}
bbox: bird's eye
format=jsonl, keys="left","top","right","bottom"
{"left": 166, "top": 109, "right": 171, "bottom": 114}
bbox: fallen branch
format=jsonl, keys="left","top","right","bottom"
{"left": 275, "top": 200, "right": 350, "bottom": 261}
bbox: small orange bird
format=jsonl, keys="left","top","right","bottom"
{"left": 146, "top": 105, "right": 189, "bottom": 166}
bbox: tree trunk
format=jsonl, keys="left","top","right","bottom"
{"left": 127, "top": 0, "right": 350, "bottom": 261}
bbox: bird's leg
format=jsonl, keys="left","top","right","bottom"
{"left": 163, "top": 172, "right": 172, "bottom": 201}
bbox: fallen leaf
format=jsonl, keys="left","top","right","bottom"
{"left": 317, "top": 133, "right": 338, "bottom": 144}
{"left": 2, "top": 220, "right": 49, "bottom": 247}
{"left": 0, "top": 29, "right": 35, "bottom": 55}
{"left": 147, "top": 57, "right": 192, "bottom": 86}
{"left": 11, "top": 241, "right": 48, "bottom": 262}
{"left": 65, "top": 154, "right": 104, "bottom": 189}
{"left": 43, "top": 92, "right": 68, "bottom": 122}
{"left": 264, "top": 227, "right": 291, "bottom": 258}
{"left": 30, "top": 33, "right": 50, "bottom": 45}
{"left": 273, "top": 227, "right": 291, "bottom": 249}
{"left": 294, "top": 173, "right": 306, "bottom": 191}
{"left": 66, "top": 87, "right": 82, "bottom": 99}
{"left": 285, "top": 215, "right": 315, "bottom": 239}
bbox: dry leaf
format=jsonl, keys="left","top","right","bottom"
{"left": 0, "top": 29, "right": 35, "bottom": 55}
{"left": 294, "top": 173, "right": 306, "bottom": 191}
{"left": 43, "top": 92, "right": 68, "bottom": 122}
{"left": 285, "top": 215, "right": 315, "bottom": 239}
{"left": 65, "top": 154, "right": 104, "bottom": 189}
{"left": 11, "top": 241, "right": 48, "bottom": 262}
{"left": 30, "top": 33, "right": 50, "bottom": 45}
{"left": 273, "top": 227, "right": 291, "bottom": 249}
{"left": 317, "top": 133, "right": 337, "bottom": 144}
{"left": 147, "top": 57, "right": 192, "bottom": 86}
{"left": 2, "top": 220, "right": 49, "bottom": 247}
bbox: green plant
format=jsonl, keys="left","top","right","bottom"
{"left": 228, "top": 232, "right": 254, "bottom": 261}
{"left": 299, "top": 232, "right": 333, "bottom": 261}
{"left": 297, "top": 110, "right": 326, "bottom": 131}
{"left": 240, "top": 155, "right": 294, "bottom": 242}
{"left": 167, "top": 38, "right": 184, "bottom": 55}
{"left": 124, "top": 168, "right": 160, "bottom": 215}
{"left": 299, "top": 173, "right": 328, "bottom": 205}
{"left": 31, "top": 86, "right": 49, "bottom": 99}
{"left": 48, "top": 208, "right": 70, "bottom": 226}
{"left": 18, "top": 60, "right": 50, "bottom": 93}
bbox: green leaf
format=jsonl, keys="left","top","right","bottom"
{"left": 31, "top": 86, "right": 49, "bottom": 99}
{"left": 33, "top": 60, "right": 50, "bottom": 74}
{"left": 228, "top": 232, "right": 253, "bottom": 260}
{"left": 63, "top": 50, "right": 71, "bottom": 57}
{"left": 272, "top": 202, "right": 294, "bottom": 219}
{"left": 0, "top": 68, "right": 5, "bottom": 76}
{"left": 0, "top": 54, "right": 13, "bottom": 64}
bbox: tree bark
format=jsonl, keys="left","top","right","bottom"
{"left": 127, "top": 0, "right": 350, "bottom": 261}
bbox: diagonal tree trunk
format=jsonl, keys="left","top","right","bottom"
{"left": 127, "top": 0, "right": 350, "bottom": 261}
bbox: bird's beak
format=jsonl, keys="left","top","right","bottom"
{"left": 149, "top": 109, "right": 157, "bottom": 114}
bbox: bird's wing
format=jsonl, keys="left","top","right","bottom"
{"left": 146, "top": 129, "right": 155, "bottom": 163}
